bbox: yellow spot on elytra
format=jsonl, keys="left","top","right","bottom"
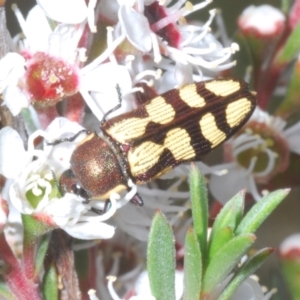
{"left": 205, "top": 80, "right": 240, "bottom": 97}
{"left": 226, "top": 98, "right": 252, "bottom": 128}
{"left": 200, "top": 113, "right": 226, "bottom": 148}
{"left": 179, "top": 84, "right": 206, "bottom": 108}
{"left": 105, "top": 96, "right": 175, "bottom": 144}
{"left": 128, "top": 128, "right": 195, "bottom": 178}
{"left": 146, "top": 96, "right": 175, "bottom": 124}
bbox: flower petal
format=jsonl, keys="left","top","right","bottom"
{"left": 209, "top": 164, "right": 249, "bottom": 203}
{"left": 81, "top": 63, "right": 134, "bottom": 119}
{"left": 37, "top": 0, "right": 88, "bottom": 24}
{"left": 0, "top": 127, "right": 29, "bottom": 179}
{"left": 44, "top": 117, "right": 84, "bottom": 172}
{"left": 284, "top": 121, "right": 300, "bottom": 154}
{"left": 119, "top": 5, "right": 152, "bottom": 52}
{"left": 0, "top": 53, "right": 25, "bottom": 92}
{"left": 25, "top": 5, "right": 52, "bottom": 52}
{"left": 43, "top": 194, "right": 87, "bottom": 227}
{"left": 63, "top": 221, "right": 115, "bottom": 240}
{"left": 3, "top": 85, "right": 30, "bottom": 116}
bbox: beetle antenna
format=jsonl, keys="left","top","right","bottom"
{"left": 46, "top": 129, "right": 91, "bottom": 146}
{"left": 100, "top": 84, "right": 122, "bottom": 125}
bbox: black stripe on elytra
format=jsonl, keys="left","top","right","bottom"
{"left": 133, "top": 147, "right": 179, "bottom": 183}
{"left": 196, "top": 82, "right": 233, "bottom": 134}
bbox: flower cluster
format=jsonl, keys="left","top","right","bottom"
{"left": 207, "top": 4, "right": 300, "bottom": 203}
{"left": 0, "top": 0, "right": 241, "bottom": 243}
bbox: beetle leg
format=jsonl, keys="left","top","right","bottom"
{"left": 130, "top": 193, "right": 144, "bottom": 206}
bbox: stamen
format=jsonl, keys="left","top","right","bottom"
{"left": 180, "top": 27, "right": 196, "bottom": 47}
{"left": 188, "top": 27, "right": 210, "bottom": 45}
{"left": 81, "top": 30, "right": 126, "bottom": 75}
{"left": 106, "top": 276, "right": 121, "bottom": 300}
{"left": 261, "top": 189, "right": 269, "bottom": 196}
{"left": 233, "top": 139, "right": 264, "bottom": 157}
{"left": 75, "top": 47, "right": 87, "bottom": 64}
{"left": 95, "top": 251, "right": 107, "bottom": 294}
{"left": 168, "top": 0, "right": 187, "bottom": 14}
{"left": 150, "top": 32, "right": 162, "bottom": 63}
{"left": 25, "top": 176, "right": 40, "bottom": 191}
{"left": 245, "top": 156, "right": 257, "bottom": 175}
{"left": 254, "top": 148, "right": 277, "bottom": 177}
{"left": 183, "top": 44, "right": 218, "bottom": 55}
{"left": 11, "top": 4, "right": 30, "bottom": 40}
{"left": 231, "top": 132, "right": 258, "bottom": 148}
{"left": 133, "top": 69, "right": 162, "bottom": 84}
{"left": 179, "top": 49, "right": 235, "bottom": 69}
{"left": 88, "top": 289, "right": 99, "bottom": 300}
{"left": 37, "top": 178, "right": 52, "bottom": 195}
{"left": 107, "top": 27, "right": 117, "bottom": 64}
{"left": 151, "top": 10, "right": 184, "bottom": 32}
{"left": 118, "top": 264, "right": 143, "bottom": 282}
{"left": 44, "top": 172, "right": 53, "bottom": 181}
{"left": 122, "top": 87, "right": 144, "bottom": 97}
{"left": 211, "top": 60, "right": 236, "bottom": 71}
{"left": 247, "top": 175, "right": 262, "bottom": 201}
{"left": 32, "top": 186, "right": 42, "bottom": 196}
{"left": 107, "top": 252, "right": 122, "bottom": 276}
{"left": 87, "top": 0, "right": 97, "bottom": 33}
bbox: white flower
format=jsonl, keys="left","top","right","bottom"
{"left": 107, "top": 270, "right": 184, "bottom": 300}
{"left": 2, "top": 0, "right": 240, "bottom": 126}
{"left": 0, "top": 53, "right": 29, "bottom": 116}
{"left": 214, "top": 275, "right": 275, "bottom": 300}
{"left": 209, "top": 108, "right": 300, "bottom": 202}
{"left": 279, "top": 233, "right": 300, "bottom": 256}
{"left": 36, "top": 0, "right": 96, "bottom": 32}
{"left": 0, "top": 119, "right": 116, "bottom": 240}
{"left": 238, "top": 5, "right": 285, "bottom": 36}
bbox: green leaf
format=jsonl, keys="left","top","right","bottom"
{"left": 218, "top": 248, "right": 274, "bottom": 300}
{"left": 202, "top": 233, "right": 255, "bottom": 295}
{"left": 209, "top": 191, "right": 244, "bottom": 243}
{"left": 281, "top": 251, "right": 300, "bottom": 299}
{"left": 208, "top": 226, "right": 234, "bottom": 263}
{"left": 147, "top": 211, "right": 176, "bottom": 300}
{"left": 22, "top": 214, "right": 53, "bottom": 243}
{"left": 183, "top": 228, "right": 202, "bottom": 300}
{"left": 275, "top": 60, "right": 300, "bottom": 118}
{"left": 189, "top": 164, "right": 208, "bottom": 260}
{"left": 43, "top": 263, "right": 58, "bottom": 300}
{"left": 35, "top": 235, "right": 50, "bottom": 276}
{"left": 281, "top": 0, "right": 289, "bottom": 14}
{"left": 276, "top": 22, "right": 300, "bottom": 64}
{"left": 235, "top": 189, "right": 289, "bottom": 235}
